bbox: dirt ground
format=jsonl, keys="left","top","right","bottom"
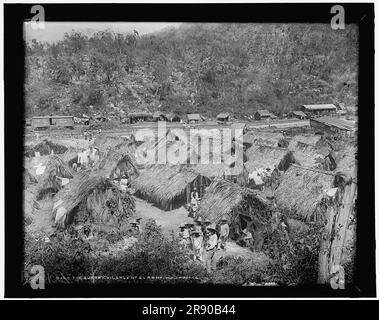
{"left": 134, "top": 198, "right": 190, "bottom": 236}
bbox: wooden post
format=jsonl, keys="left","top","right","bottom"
{"left": 318, "top": 180, "right": 357, "bottom": 284}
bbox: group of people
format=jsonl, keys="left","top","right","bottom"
{"left": 178, "top": 216, "right": 230, "bottom": 272}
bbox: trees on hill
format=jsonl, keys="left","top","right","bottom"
{"left": 25, "top": 23, "right": 358, "bottom": 118}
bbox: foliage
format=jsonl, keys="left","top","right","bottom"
{"left": 25, "top": 24, "right": 358, "bottom": 118}
{"left": 95, "top": 219, "right": 207, "bottom": 283}
{"left": 209, "top": 256, "right": 271, "bottom": 284}
{"left": 262, "top": 221, "right": 323, "bottom": 285}
{"left": 24, "top": 232, "right": 92, "bottom": 283}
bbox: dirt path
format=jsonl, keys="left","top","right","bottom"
{"left": 134, "top": 198, "right": 190, "bottom": 236}
{"left": 134, "top": 198, "right": 267, "bottom": 262}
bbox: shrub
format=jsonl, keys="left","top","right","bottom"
{"left": 24, "top": 232, "right": 92, "bottom": 284}
{"left": 262, "top": 222, "right": 323, "bottom": 285}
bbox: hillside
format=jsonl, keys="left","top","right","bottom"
{"left": 25, "top": 23, "right": 358, "bottom": 119}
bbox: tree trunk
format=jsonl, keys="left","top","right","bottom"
{"left": 318, "top": 180, "right": 357, "bottom": 284}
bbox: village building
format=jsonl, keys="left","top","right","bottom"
{"left": 35, "top": 155, "right": 74, "bottom": 200}
{"left": 300, "top": 104, "right": 337, "bottom": 117}
{"left": 196, "top": 179, "right": 270, "bottom": 242}
{"left": 253, "top": 110, "right": 277, "bottom": 121}
{"left": 53, "top": 173, "right": 135, "bottom": 229}
{"left": 131, "top": 165, "right": 210, "bottom": 211}
{"left": 310, "top": 116, "right": 356, "bottom": 137}
{"left": 216, "top": 112, "right": 230, "bottom": 123}
{"left": 186, "top": 113, "right": 205, "bottom": 124}
{"left": 152, "top": 112, "right": 168, "bottom": 122}
{"left": 128, "top": 112, "right": 153, "bottom": 124}
{"left": 289, "top": 110, "right": 307, "bottom": 120}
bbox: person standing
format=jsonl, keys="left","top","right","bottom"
{"left": 190, "top": 186, "right": 200, "bottom": 214}
{"left": 183, "top": 222, "right": 194, "bottom": 249}
{"left": 218, "top": 216, "right": 230, "bottom": 250}
{"left": 191, "top": 226, "right": 204, "bottom": 262}
{"left": 205, "top": 223, "right": 218, "bottom": 272}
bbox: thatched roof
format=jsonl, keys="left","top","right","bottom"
{"left": 334, "top": 144, "right": 357, "bottom": 179}
{"left": 26, "top": 139, "right": 68, "bottom": 157}
{"left": 240, "top": 131, "right": 285, "bottom": 148}
{"left": 94, "top": 149, "right": 138, "bottom": 179}
{"left": 94, "top": 135, "right": 133, "bottom": 151}
{"left": 245, "top": 145, "right": 294, "bottom": 173}
{"left": 274, "top": 165, "right": 335, "bottom": 221}
{"left": 197, "top": 179, "right": 269, "bottom": 223}
{"left": 131, "top": 165, "right": 203, "bottom": 210}
{"left": 36, "top": 155, "right": 74, "bottom": 200}
{"left": 53, "top": 173, "right": 135, "bottom": 228}
{"left": 61, "top": 147, "right": 80, "bottom": 167}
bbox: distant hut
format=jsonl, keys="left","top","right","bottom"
{"left": 131, "top": 165, "right": 209, "bottom": 210}
{"left": 166, "top": 113, "right": 181, "bottom": 122}
{"left": 197, "top": 179, "right": 270, "bottom": 239}
{"left": 186, "top": 114, "right": 205, "bottom": 124}
{"left": 53, "top": 173, "right": 135, "bottom": 229}
{"left": 36, "top": 155, "right": 74, "bottom": 200}
{"left": 275, "top": 165, "right": 335, "bottom": 221}
{"left": 128, "top": 112, "right": 153, "bottom": 124}
{"left": 300, "top": 104, "right": 337, "bottom": 117}
{"left": 289, "top": 111, "right": 307, "bottom": 120}
{"left": 152, "top": 111, "right": 168, "bottom": 122}
{"left": 216, "top": 112, "right": 230, "bottom": 123}
{"left": 254, "top": 110, "right": 273, "bottom": 120}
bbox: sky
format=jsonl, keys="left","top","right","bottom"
{"left": 24, "top": 22, "right": 181, "bottom": 43}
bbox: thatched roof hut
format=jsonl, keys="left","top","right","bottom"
{"left": 274, "top": 165, "right": 335, "bottom": 221}
{"left": 53, "top": 173, "right": 135, "bottom": 229}
{"left": 36, "top": 155, "right": 74, "bottom": 200}
{"left": 197, "top": 179, "right": 269, "bottom": 226}
{"left": 26, "top": 139, "right": 68, "bottom": 157}
{"left": 245, "top": 145, "right": 295, "bottom": 173}
{"left": 94, "top": 149, "right": 138, "bottom": 180}
{"left": 131, "top": 165, "right": 208, "bottom": 210}
{"left": 94, "top": 135, "right": 134, "bottom": 151}
{"left": 61, "top": 147, "right": 80, "bottom": 168}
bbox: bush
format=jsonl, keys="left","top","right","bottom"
{"left": 95, "top": 219, "right": 207, "bottom": 283}
{"left": 24, "top": 232, "right": 92, "bottom": 284}
{"left": 262, "top": 222, "right": 323, "bottom": 285}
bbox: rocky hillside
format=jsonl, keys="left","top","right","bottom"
{"left": 25, "top": 23, "right": 358, "bottom": 119}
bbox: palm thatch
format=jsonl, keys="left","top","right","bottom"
{"left": 241, "top": 131, "right": 285, "bottom": 148}
{"left": 197, "top": 179, "right": 269, "bottom": 224}
{"left": 131, "top": 165, "right": 206, "bottom": 210}
{"left": 94, "top": 135, "right": 135, "bottom": 151}
{"left": 245, "top": 145, "right": 295, "bottom": 173}
{"left": 334, "top": 144, "right": 357, "bottom": 178}
{"left": 94, "top": 149, "right": 138, "bottom": 179}
{"left": 27, "top": 139, "right": 68, "bottom": 156}
{"left": 53, "top": 172, "right": 135, "bottom": 229}
{"left": 36, "top": 155, "right": 74, "bottom": 200}
{"left": 61, "top": 147, "right": 80, "bottom": 168}
{"left": 274, "top": 165, "right": 335, "bottom": 221}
